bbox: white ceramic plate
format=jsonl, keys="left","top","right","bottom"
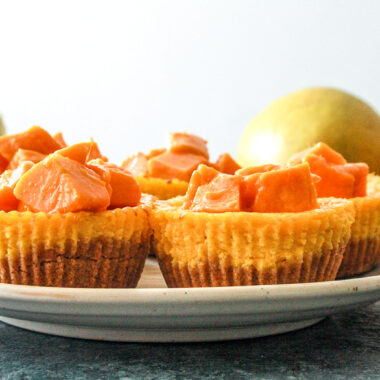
{"left": 0, "top": 259, "right": 379, "bottom": 342}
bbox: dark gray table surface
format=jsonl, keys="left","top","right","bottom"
{"left": 0, "top": 302, "right": 379, "bottom": 380}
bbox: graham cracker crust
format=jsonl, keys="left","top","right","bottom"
{"left": 337, "top": 237, "right": 380, "bottom": 278}
{"left": 0, "top": 237, "right": 149, "bottom": 288}
{"left": 157, "top": 245, "right": 346, "bottom": 287}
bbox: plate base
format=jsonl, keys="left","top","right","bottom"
{"left": 0, "top": 316, "right": 324, "bottom": 342}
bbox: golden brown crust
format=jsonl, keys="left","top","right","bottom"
{"left": 337, "top": 237, "right": 380, "bottom": 278}
{"left": 158, "top": 246, "right": 345, "bottom": 287}
{"left": 337, "top": 176, "right": 380, "bottom": 277}
{"left": 151, "top": 197, "right": 355, "bottom": 287}
{"left": 0, "top": 237, "right": 148, "bottom": 287}
{"left": 0, "top": 206, "right": 151, "bottom": 287}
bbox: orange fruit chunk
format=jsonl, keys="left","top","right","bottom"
{"left": 147, "top": 148, "right": 167, "bottom": 160}
{"left": 14, "top": 155, "right": 110, "bottom": 213}
{"left": 304, "top": 154, "right": 355, "bottom": 198}
{"left": 236, "top": 164, "right": 281, "bottom": 176}
{"left": 308, "top": 142, "right": 347, "bottom": 165}
{"left": 237, "top": 164, "right": 282, "bottom": 210}
{"left": 240, "top": 172, "right": 261, "bottom": 211}
{"left": 215, "top": 153, "right": 241, "bottom": 174}
{"left": 53, "top": 132, "right": 67, "bottom": 148}
{"left": 189, "top": 173, "right": 242, "bottom": 213}
{"left": 253, "top": 163, "right": 319, "bottom": 213}
{"left": 0, "top": 162, "right": 34, "bottom": 211}
{"left": 87, "top": 159, "right": 141, "bottom": 208}
{"left": 289, "top": 142, "right": 368, "bottom": 198}
{"left": 333, "top": 162, "right": 369, "bottom": 197}
{"left": 169, "top": 132, "right": 209, "bottom": 159}
{"left": 183, "top": 164, "right": 219, "bottom": 209}
{"left": 148, "top": 151, "right": 208, "bottom": 182}
{"left": 0, "top": 126, "right": 61, "bottom": 161}
{"left": 17, "top": 201, "right": 32, "bottom": 212}
{"left": 0, "top": 154, "right": 8, "bottom": 175}
{"left": 8, "top": 149, "right": 46, "bottom": 170}
{"left": 56, "top": 141, "right": 104, "bottom": 165}
{"left": 0, "top": 186, "right": 19, "bottom": 212}
{"left": 289, "top": 142, "right": 346, "bottom": 166}
{"left": 121, "top": 152, "right": 149, "bottom": 177}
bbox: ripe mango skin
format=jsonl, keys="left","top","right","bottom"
{"left": 237, "top": 87, "right": 380, "bottom": 174}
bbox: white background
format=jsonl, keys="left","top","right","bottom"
{"left": 0, "top": 0, "right": 379, "bottom": 164}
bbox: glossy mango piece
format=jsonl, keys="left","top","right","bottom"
{"left": 148, "top": 151, "right": 208, "bottom": 182}
{"left": 121, "top": 152, "right": 149, "bottom": 177}
{"left": 169, "top": 132, "right": 209, "bottom": 159}
{"left": 8, "top": 149, "right": 46, "bottom": 170}
{"left": 53, "top": 132, "right": 67, "bottom": 148}
{"left": 56, "top": 141, "right": 105, "bottom": 165}
{"left": 17, "top": 201, "right": 32, "bottom": 212}
{"left": 146, "top": 148, "right": 167, "bottom": 160}
{"left": 305, "top": 154, "right": 355, "bottom": 198}
{"left": 0, "top": 153, "right": 8, "bottom": 175}
{"left": 333, "top": 162, "right": 369, "bottom": 197}
{"left": 240, "top": 172, "right": 261, "bottom": 211}
{"left": 0, "top": 126, "right": 61, "bottom": 161}
{"left": 289, "top": 142, "right": 347, "bottom": 166}
{"left": 236, "top": 164, "right": 281, "bottom": 176}
{"left": 215, "top": 153, "right": 241, "bottom": 175}
{"left": 183, "top": 164, "right": 220, "bottom": 209}
{"left": 0, "top": 162, "right": 34, "bottom": 211}
{"left": 253, "top": 163, "right": 319, "bottom": 213}
{"left": 14, "top": 155, "right": 110, "bottom": 213}
{"left": 189, "top": 173, "right": 243, "bottom": 213}
{"left": 87, "top": 159, "right": 141, "bottom": 208}
{"left": 289, "top": 143, "right": 369, "bottom": 198}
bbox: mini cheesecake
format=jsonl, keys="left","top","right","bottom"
{"left": 122, "top": 132, "right": 241, "bottom": 200}
{"left": 151, "top": 164, "right": 355, "bottom": 287}
{"left": 0, "top": 127, "right": 152, "bottom": 287}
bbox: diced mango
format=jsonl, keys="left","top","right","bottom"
{"left": 0, "top": 186, "right": 19, "bottom": 212}
{"left": 183, "top": 164, "right": 220, "bottom": 209}
{"left": 333, "top": 162, "right": 369, "bottom": 197}
{"left": 147, "top": 148, "right": 167, "bottom": 160}
{"left": 309, "top": 142, "right": 347, "bottom": 165}
{"left": 121, "top": 152, "right": 149, "bottom": 177}
{"left": 215, "top": 153, "right": 241, "bottom": 174}
{"left": 305, "top": 154, "right": 355, "bottom": 198}
{"left": 8, "top": 149, "right": 46, "bottom": 170}
{"left": 0, "top": 126, "right": 61, "bottom": 161}
{"left": 0, "top": 162, "right": 34, "bottom": 211}
{"left": 148, "top": 151, "right": 208, "bottom": 182}
{"left": 288, "top": 142, "right": 346, "bottom": 166}
{"left": 288, "top": 143, "right": 369, "bottom": 199}
{"left": 240, "top": 172, "right": 261, "bottom": 211}
{"left": 14, "top": 155, "right": 110, "bottom": 213}
{"left": 236, "top": 164, "right": 281, "bottom": 176}
{"left": 189, "top": 173, "right": 242, "bottom": 213}
{"left": 169, "top": 132, "right": 209, "bottom": 159}
{"left": 253, "top": 163, "right": 319, "bottom": 213}
{"left": 17, "top": 201, "right": 32, "bottom": 212}
{"left": 56, "top": 141, "right": 104, "bottom": 165}
{"left": 53, "top": 132, "right": 67, "bottom": 148}
{"left": 87, "top": 159, "right": 141, "bottom": 208}
{"left": 0, "top": 154, "right": 8, "bottom": 175}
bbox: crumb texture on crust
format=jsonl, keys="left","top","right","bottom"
{"left": 150, "top": 198, "right": 355, "bottom": 286}
{"left": 337, "top": 177, "right": 380, "bottom": 277}
{"left": 0, "top": 207, "right": 151, "bottom": 287}
{"left": 136, "top": 176, "right": 188, "bottom": 200}
{"left": 337, "top": 238, "right": 380, "bottom": 278}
